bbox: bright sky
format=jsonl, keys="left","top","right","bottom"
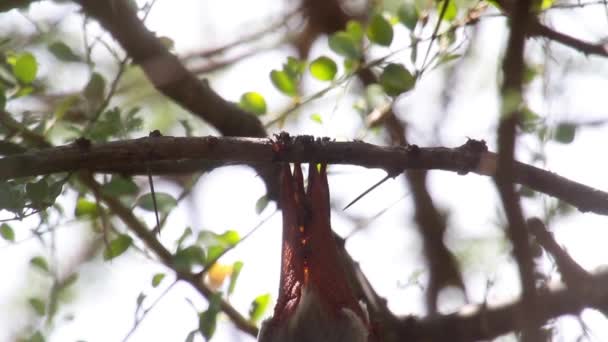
{"left": 1, "top": 1, "right": 608, "bottom": 341}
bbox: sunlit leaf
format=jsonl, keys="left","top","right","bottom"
{"left": 0, "top": 223, "right": 14, "bottom": 242}
{"left": 310, "top": 113, "right": 323, "bottom": 124}
{"left": 379, "top": 63, "right": 415, "bottom": 96}
{"left": 228, "top": 261, "right": 243, "bottom": 296}
{"left": 437, "top": 0, "right": 457, "bottom": 21}
{"left": 152, "top": 273, "right": 165, "bottom": 288}
{"left": 30, "top": 256, "right": 49, "bottom": 273}
{"left": 345, "top": 20, "right": 364, "bottom": 42}
{"left": 74, "top": 198, "right": 99, "bottom": 217}
{"left": 270, "top": 70, "right": 297, "bottom": 96}
{"left": 11, "top": 52, "right": 37, "bottom": 84}
{"left": 103, "top": 234, "right": 133, "bottom": 260}
{"left": 309, "top": 56, "right": 337, "bottom": 81}
{"left": 366, "top": 13, "right": 393, "bottom": 46}
{"left": 239, "top": 91, "right": 267, "bottom": 115}
{"left": 328, "top": 32, "right": 361, "bottom": 60}
{"left": 217, "top": 230, "right": 240, "bottom": 246}
{"left": 48, "top": 41, "right": 81, "bottom": 62}
{"left": 136, "top": 192, "right": 177, "bottom": 214}
{"left": 249, "top": 293, "right": 271, "bottom": 323}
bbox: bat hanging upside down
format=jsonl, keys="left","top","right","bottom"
{"left": 258, "top": 163, "right": 372, "bottom": 342}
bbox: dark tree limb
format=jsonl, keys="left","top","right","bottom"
{"left": 496, "top": 0, "right": 539, "bottom": 338}
{"left": 529, "top": 20, "right": 608, "bottom": 57}
{"left": 527, "top": 218, "right": 592, "bottom": 289}
{"left": 2, "top": 135, "right": 608, "bottom": 215}
{"left": 403, "top": 269, "right": 608, "bottom": 341}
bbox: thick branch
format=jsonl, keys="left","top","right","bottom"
{"left": 496, "top": 0, "right": 538, "bottom": 338}
{"left": 2, "top": 135, "right": 608, "bottom": 217}
{"left": 404, "top": 269, "right": 608, "bottom": 341}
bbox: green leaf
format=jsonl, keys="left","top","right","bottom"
{"left": 74, "top": 198, "right": 99, "bottom": 217}
{"left": 309, "top": 56, "right": 338, "bottom": 81}
{"left": 227, "top": 261, "right": 243, "bottom": 296}
{"left": 366, "top": 13, "right": 393, "bottom": 46}
{"left": 88, "top": 107, "right": 121, "bottom": 142}
{"left": 12, "top": 52, "right": 37, "bottom": 84}
{"left": 101, "top": 176, "right": 138, "bottom": 197}
{"left": 248, "top": 293, "right": 271, "bottom": 323}
{"left": 48, "top": 42, "right": 81, "bottom": 62}
{"left": 0, "top": 181, "right": 25, "bottom": 213}
{"left": 30, "top": 256, "right": 49, "bottom": 273}
{"left": 206, "top": 245, "right": 223, "bottom": 263}
{"left": 25, "top": 179, "right": 49, "bottom": 207}
{"left": 437, "top": 0, "right": 457, "bottom": 22}
{"left": 310, "top": 113, "right": 323, "bottom": 124}
{"left": 0, "top": 223, "right": 15, "bottom": 242}
{"left": 28, "top": 331, "right": 45, "bottom": 342}
{"left": 136, "top": 192, "right": 177, "bottom": 214}
{"left": 173, "top": 245, "right": 206, "bottom": 271}
{"left": 176, "top": 227, "right": 193, "bottom": 250}
{"left": 84, "top": 72, "right": 106, "bottom": 107}
{"left": 328, "top": 32, "right": 361, "bottom": 60}
{"left": 29, "top": 297, "right": 46, "bottom": 316}
{"left": 284, "top": 57, "right": 306, "bottom": 80}
{"left": 125, "top": 107, "right": 142, "bottom": 132}
{"left": 239, "top": 92, "right": 267, "bottom": 115}
{"left": 199, "top": 293, "right": 222, "bottom": 339}
{"left": 345, "top": 20, "right": 364, "bottom": 42}
{"left": 398, "top": 2, "right": 419, "bottom": 30}
{"left": 254, "top": 195, "right": 269, "bottom": 215}
{"left": 103, "top": 234, "right": 133, "bottom": 260}
{"left": 379, "top": 63, "right": 415, "bottom": 96}
{"left": 270, "top": 70, "right": 297, "bottom": 97}
{"left": 554, "top": 123, "right": 576, "bottom": 144}
{"left": 217, "top": 230, "right": 240, "bottom": 246}
{"left": 151, "top": 273, "right": 165, "bottom": 288}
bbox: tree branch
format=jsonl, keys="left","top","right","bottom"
{"left": 2, "top": 135, "right": 608, "bottom": 216}
{"left": 403, "top": 269, "right": 608, "bottom": 341}
{"left": 496, "top": 0, "right": 538, "bottom": 338}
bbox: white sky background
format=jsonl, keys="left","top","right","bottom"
{"left": 1, "top": 0, "right": 608, "bottom": 341}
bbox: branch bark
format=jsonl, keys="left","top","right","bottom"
{"left": 2, "top": 135, "right": 608, "bottom": 216}
{"left": 496, "top": 0, "right": 538, "bottom": 338}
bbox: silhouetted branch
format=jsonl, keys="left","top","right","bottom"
{"left": 403, "top": 269, "right": 608, "bottom": 341}
{"left": 2, "top": 134, "right": 608, "bottom": 216}
{"left": 496, "top": 0, "right": 539, "bottom": 338}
